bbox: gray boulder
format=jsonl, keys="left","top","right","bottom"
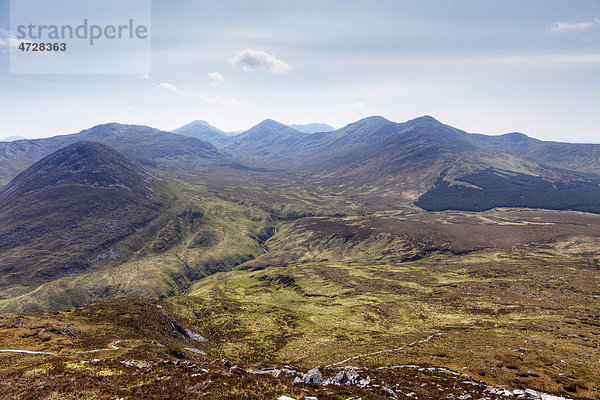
{"left": 325, "top": 367, "right": 361, "bottom": 386}
{"left": 302, "top": 367, "right": 322, "bottom": 384}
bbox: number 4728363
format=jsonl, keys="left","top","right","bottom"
{"left": 18, "top": 42, "right": 67, "bottom": 51}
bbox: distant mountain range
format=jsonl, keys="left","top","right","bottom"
{"left": 2, "top": 115, "right": 600, "bottom": 214}
{"left": 170, "top": 120, "right": 335, "bottom": 146}
{"left": 2, "top": 114, "right": 600, "bottom": 311}
{"left": 0, "top": 123, "right": 224, "bottom": 186}
{"left": 0, "top": 135, "right": 26, "bottom": 142}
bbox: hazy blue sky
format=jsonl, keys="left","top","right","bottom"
{"left": 0, "top": 0, "right": 599, "bottom": 142}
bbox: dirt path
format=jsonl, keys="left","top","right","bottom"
{"left": 0, "top": 349, "right": 59, "bottom": 356}
{"left": 325, "top": 333, "right": 443, "bottom": 367}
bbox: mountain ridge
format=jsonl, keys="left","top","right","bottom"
{"left": 0, "top": 122, "right": 225, "bottom": 185}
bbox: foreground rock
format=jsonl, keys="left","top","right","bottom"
{"left": 295, "top": 366, "right": 322, "bottom": 384}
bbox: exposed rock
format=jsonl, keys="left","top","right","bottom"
{"left": 277, "top": 397, "right": 297, "bottom": 400}
{"left": 191, "top": 368, "right": 208, "bottom": 377}
{"left": 50, "top": 323, "right": 80, "bottom": 338}
{"left": 357, "top": 375, "right": 372, "bottom": 388}
{"left": 304, "top": 397, "right": 319, "bottom": 400}
{"left": 121, "top": 359, "right": 151, "bottom": 369}
{"left": 525, "top": 389, "right": 541, "bottom": 399}
{"left": 281, "top": 367, "right": 302, "bottom": 377}
{"left": 324, "top": 367, "right": 361, "bottom": 386}
{"left": 184, "top": 328, "right": 208, "bottom": 342}
{"left": 302, "top": 367, "right": 322, "bottom": 384}
{"left": 247, "top": 367, "right": 281, "bottom": 377}
{"left": 222, "top": 359, "right": 232, "bottom": 367}
{"left": 184, "top": 347, "right": 206, "bottom": 355}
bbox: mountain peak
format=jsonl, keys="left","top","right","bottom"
{"left": 253, "top": 119, "right": 290, "bottom": 129}
{"left": 498, "top": 132, "right": 533, "bottom": 142}
{"left": 171, "top": 120, "right": 227, "bottom": 142}
{"left": 0, "top": 141, "right": 161, "bottom": 201}
{"left": 406, "top": 115, "right": 443, "bottom": 126}
{"left": 339, "top": 116, "right": 393, "bottom": 132}
{"left": 288, "top": 123, "right": 335, "bottom": 133}
{"left": 355, "top": 115, "right": 392, "bottom": 125}
{"left": 242, "top": 119, "right": 302, "bottom": 136}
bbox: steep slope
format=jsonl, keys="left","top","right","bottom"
{"left": 171, "top": 120, "right": 232, "bottom": 146}
{"left": 0, "top": 123, "right": 224, "bottom": 185}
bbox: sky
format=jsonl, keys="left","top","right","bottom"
{"left": 0, "top": 0, "right": 599, "bottom": 142}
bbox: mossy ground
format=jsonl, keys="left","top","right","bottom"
{"left": 173, "top": 252, "right": 600, "bottom": 398}
{"left": 1, "top": 209, "right": 600, "bottom": 398}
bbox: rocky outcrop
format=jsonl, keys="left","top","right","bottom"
{"left": 296, "top": 366, "right": 322, "bottom": 384}
{"left": 323, "top": 367, "right": 371, "bottom": 388}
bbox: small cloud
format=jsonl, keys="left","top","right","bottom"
{"left": 138, "top": 73, "right": 150, "bottom": 80}
{"left": 156, "top": 82, "right": 181, "bottom": 93}
{"left": 229, "top": 48, "right": 291, "bottom": 74}
{"left": 208, "top": 72, "right": 224, "bottom": 85}
{"left": 550, "top": 19, "right": 599, "bottom": 32}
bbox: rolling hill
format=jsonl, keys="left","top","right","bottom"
{"left": 0, "top": 141, "right": 275, "bottom": 312}
{"left": 0, "top": 142, "right": 169, "bottom": 304}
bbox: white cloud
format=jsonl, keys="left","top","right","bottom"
{"left": 229, "top": 48, "right": 291, "bottom": 74}
{"left": 208, "top": 72, "right": 224, "bottom": 85}
{"left": 156, "top": 82, "right": 181, "bottom": 93}
{"left": 0, "top": 28, "right": 25, "bottom": 48}
{"left": 550, "top": 18, "right": 599, "bottom": 32}
{"left": 138, "top": 73, "right": 150, "bottom": 80}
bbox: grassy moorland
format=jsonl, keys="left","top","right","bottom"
{"left": 0, "top": 209, "right": 599, "bottom": 399}
{"left": 161, "top": 209, "right": 600, "bottom": 398}
{"left": 0, "top": 177, "right": 274, "bottom": 313}
{"left": 175, "top": 255, "right": 599, "bottom": 394}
